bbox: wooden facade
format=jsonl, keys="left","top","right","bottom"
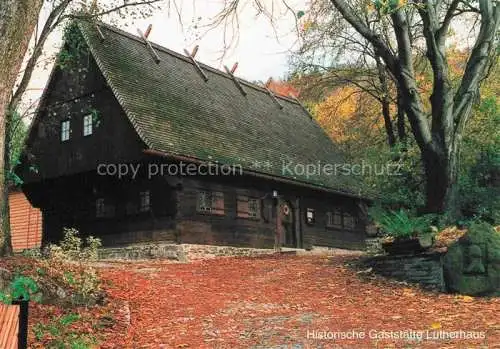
{"left": 19, "top": 22, "right": 371, "bottom": 251}
{"left": 9, "top": 189, "right": 42, "bottom": 252}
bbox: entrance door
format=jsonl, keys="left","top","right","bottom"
{"left": 280, "top": 200, "right": 296, "bottom": 247}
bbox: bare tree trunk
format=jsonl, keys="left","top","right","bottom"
{"left": 396, "top": 92, "right": 406, "bottom": 145}
{"left": 0, "top": 0, "right": 43, "bottom": 255}
{"left": 375, "top": 55, "right": 396, "bottom": 147}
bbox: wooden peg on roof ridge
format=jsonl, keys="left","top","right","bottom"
{"left": 144, "top": 24, "right": 153, "bottom": 39}
{"left": 191, "top": 45, "right": 199, "bottom": 58}
{"left": 224, "top": 65, "right": 247, "bottom": 96}
{"left": 264, "top": 85, "right": 284, "bottom": 110}
{"left": 230, "top": 62, "right": 239, "bottom": 74}
{"left": 290, "top": 93, "right": 312, "bottom": 119}
{"left": 137, "top": 28, "right": 161, "bottom": 64}
{"left": 184, "top": 47, "right": 209, "bottom": 82}
{"left": 94, "top": 23, "right": 105, "bottom": 41}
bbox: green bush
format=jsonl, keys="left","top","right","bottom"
{"left": 46, "top": 227, "right": 102, "bottom": 261}
{"left": 41, "top": 228, "right": 103, "bottom": 306}
{"left": 0, "top": 275, "right": 39, "bottom": 304}
{"left": 33, "top": 312, "right": 97, "bottom": 349}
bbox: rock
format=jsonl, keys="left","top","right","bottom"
{"left": 0, "top": 267, "right": 13, "bottom": 292}
{"left": 443, "top": 222, "right": 500, "bottom": 296}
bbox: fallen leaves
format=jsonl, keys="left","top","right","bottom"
{"left": 14, "top": 254, "right": 500, "bottom": 348}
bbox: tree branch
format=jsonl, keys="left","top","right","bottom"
{"left": 9, "top": 0, "right": 72, "bottom": 111}
{"left": 329, "top": 0, "right": 398, "bottom": 74}
{"left": 453, "top": 0, "right": 500, "bottom": 135}
{"left": 436, "top": 0, "right": 460, "bottom": 48}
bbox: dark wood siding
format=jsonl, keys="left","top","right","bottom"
{"left": 29, "top": 166, "right": 367, "bottom": 250}
{"left": 20, "top": 53, "right": 146, "bottom": 184}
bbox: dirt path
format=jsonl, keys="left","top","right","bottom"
{"left": 91, "top": 254, "right": 500, "bottom": 348}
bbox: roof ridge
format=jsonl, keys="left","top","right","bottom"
{"left": 92, "top": 21, "right": 301, "bottom": 105}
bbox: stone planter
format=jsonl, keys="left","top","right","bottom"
{"left": 382, "top": 235, "right": 433, "bottom": 255}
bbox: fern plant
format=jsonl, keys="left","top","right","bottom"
{"left": 369, "top": 207, "right": 436, "bottom": 239}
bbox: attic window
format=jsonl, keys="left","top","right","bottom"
{"left": 61, "top": 120, "right": 70, "bottom": 141}
{"left": 83, "top": 114, "right": 93, "bottom": 136}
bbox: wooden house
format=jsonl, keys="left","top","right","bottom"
{"left": 19, "top": 22, "right": 372, "bottom": 250}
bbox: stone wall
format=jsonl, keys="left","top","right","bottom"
{"left": 98, "top": 243, "right": 187, "bottom": 261}
{"left": 98, "top": 243, "right": 275, "bottom": 262}
{"left": 365, "top": 238, "right": 383, "bottom": 255}
{"left": 362, "top": 252, "right": 446, "bottom": 291}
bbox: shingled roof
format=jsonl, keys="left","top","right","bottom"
{"left": 78, "top": 22, "right": 368, "bottom": 198}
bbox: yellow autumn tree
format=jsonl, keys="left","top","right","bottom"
{"left": 312, "top": 86, "right": 388, "bottom": 158}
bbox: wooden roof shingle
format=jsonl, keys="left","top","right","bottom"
{"left": 78, "top": 22, "right": 368, "bottom": 198}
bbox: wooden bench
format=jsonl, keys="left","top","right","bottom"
{"left": 0, "top": 303, "right": 19, "bottom": 349}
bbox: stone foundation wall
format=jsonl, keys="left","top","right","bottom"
{"left": 98, "top": 243, "right": 275, "bottom": 262}
{"left": 98, "top": 243, "right": 187, "bottom": 261}
{"left": 362, "top": 252, "right": 446, "bottom": 291}
{"left": 365, "top": 238, "right": 383, "bottom": 255}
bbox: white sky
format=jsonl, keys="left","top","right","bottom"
{"left": 21, "top": 0, "right": 307, "bottom": 114}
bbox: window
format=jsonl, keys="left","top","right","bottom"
{"left": 306, "top": 208, "right": 315, "bottom": 225}
{"left": 197, "top": 191, "right": 224, "bottom": 215}
{"left": 83, "top": 114, "right": 93, "bottom": 136}
{"left": 248, "top": 198, "right": 260, "bottom": 218}
{"left": 326, "top": 208, "right": 342, "bottom": 228}
{"left": 343, "top": 212, "right": 357, "bottom": 230}
{"left": 61, "top": 120, "right": 70, "bottom": 141}
{"left": 96, "top": 198, "right": 115, "bottom": 218}
{"left": 139, "top": 191, "right": 150, "bottom": 212}
{"left": 237, "top": 196, "right": 260, "bottom": 219}
{"left": 96, "top": 198, "right": 105, "bottom": 217}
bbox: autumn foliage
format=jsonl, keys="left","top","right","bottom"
{"left": 17, "top": 255, "right": 499, "bottom": 347}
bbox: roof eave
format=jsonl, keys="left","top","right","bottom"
{"left": 143, "top": 149, "right": 371, "bottom": 201}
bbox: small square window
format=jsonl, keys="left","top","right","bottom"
{"left": 61, "top": 120, "right": 70, "bottom": 141}
{"left": 83, "top": 114, "right": 93, "bottom": 136}
{"left": 139, "top": 191, "right": 150, "bottom": 212}
{"left": 306, "top": 208, "right": 315, "bottom": 225}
